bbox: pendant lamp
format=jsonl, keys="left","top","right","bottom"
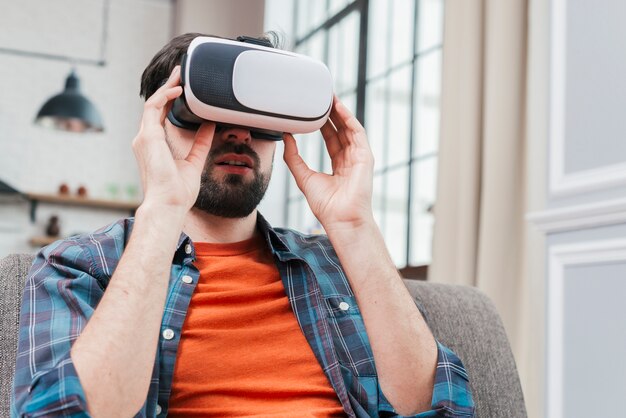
{"left": 34, "top": 69, "right": 104, "bottom": 133}
{"left": 0, "top": 179, "right": 20, "bottom": 194}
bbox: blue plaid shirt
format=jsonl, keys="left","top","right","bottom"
{"left": 12, "top": 214, "right": 474, "bottom": 417}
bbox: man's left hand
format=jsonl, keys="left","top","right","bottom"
{"left": 283, "top": 96, "right": 375, "bottom": 231}
{"left": 284, "top": 97, "right": 438, "bottom": 415}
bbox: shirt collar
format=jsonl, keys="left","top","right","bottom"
{"left": 127, "top": 212, "right": 303, "bottom": 263}
{"left": 176, "top": 230, "right": 191, "bottom": 251}
{"left": 255, "top": 212, "right": 303, "bottom": 262}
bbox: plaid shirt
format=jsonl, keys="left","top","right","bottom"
{"left": 11, "top": 214, "right": 474, "bottom": 417}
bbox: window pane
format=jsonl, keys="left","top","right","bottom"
{"left": 288, "top": 198, "right": 319, "bottom": 234}
{"left": 328, "top": 11, "right": 359, "bottom": 94}
{"left": 413, "top": 49, "right": 442, "bottom": 157}
{"left": 301, "top": 200, "right": 321, "bottom": 234}
{"left": 372, "top": 173, "right": 385, "bottom": 232}
{"left": 295, "top": 0, "right": 309, "bottom": 38}
{"left": 367, "top": 0, "right": 390, "bottom": 79}
{"left": 365, "top": 78, "right": 387, "bottom": 171}
{"left": 329, "top": 0, "right": 353, "bottom": 16}
{"left": 321, "top": 141, "right": 333, "bottom": 175}
{"left": 413, "top": 157, "right": 437, "bottom": 222}
{"left": 383, "top": 166, "right": 409, "bottom": 266}
{"left": 287, "top": 197, "right": 303, "bottom": 229}
{"left": 339, "top": 11, "right": 360, "bottom": 93}
{"left": 296, "top": 0, "right": 327, "bottom": 38}
{"left": 417, "top": 0, "right": 444, "bottom": 53}
{"left": 338, "top": 90, "right": 357, "bottom": 116}
{"left": 390, "top": 0, "right": 415, "bottom": 68}
{"left": 287, "top": 144, "right": 301, "bottom": 199}
{"left": 308, "top": 30, "right": 326, "bottom": 62}
{"left": 311, "top": 0, "right": 329, "bottom": 30}
{"left": 410, "top": 157, "right": 437, "bottom": 265}
{"left": 326, "top": 90, "right": 358, "bottom": 173}
{"left": 387, "top": 65, "right": 412, "bottom": 166}
{"left": 298, "top": 131, "right": 324, "bottom": 172}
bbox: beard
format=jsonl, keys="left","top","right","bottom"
{"left": 193, "top": 142, "right": 272, "bottom": 218}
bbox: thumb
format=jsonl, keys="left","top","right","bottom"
{"left": 283, "top": 133, "right": 314, "bottom": 191}
{"left": 186, "top": 122, "right": 215, "bottom": 170}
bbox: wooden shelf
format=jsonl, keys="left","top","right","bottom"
{"left": 29, "top": 236, "right": 60, "bottom": 247}
{"left": 25, "top": 193, "right": 140, "bottom": 210}
{"left": 25, "top": 192, "right": 141, "bottom": 222}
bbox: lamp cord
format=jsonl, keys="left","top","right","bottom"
{"left": 99, "top": 0, "right": 110, "bottom": 65}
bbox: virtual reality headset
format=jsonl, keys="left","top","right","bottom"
{"left": 167, "top": 36, "right": 334, "bottom": 141}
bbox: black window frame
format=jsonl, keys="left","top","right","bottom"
{"left": 283, "top": 0, "right": 443, "bottom": 276}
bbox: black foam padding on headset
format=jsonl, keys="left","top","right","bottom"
{"left": 189, "top": 43, "right": 249, "bottom": 111}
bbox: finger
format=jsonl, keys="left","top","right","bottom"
{"left": 325, "top": 112, "right": 350, "bottom": 149}
{"left": 333, "top": 95, "right": 365, "bottom": 134}
{"left": 161, "top": 94, "right": 177, "bottom": 125}
{"left": 331, "top": 96, "right": 370, "bottom": 150}
{"left": 160, "top": 65, "right": 181, "bottom": 91}
{"left": 283, "top": 133, "right": 315, "bottom": 191}
{"left": 328, "top": 98, "right": 348, "bottom": 131}
{"left": 186, "top": 122, "right": 216, "bottom": 170}
{"left": 142, "top": 66, "right": 181, "bottom": 125}
{"left": 143, "top": 85, "right": 183, "bottom": 128}
{"left": 320, "top": 120, "right": 342, "bottom": 157}
{"left": 328, "top": 98, "right": 357, "bottom": 149}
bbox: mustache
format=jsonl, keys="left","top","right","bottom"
{"left": 208, "top": 143, "right": 260, "bottom": 168}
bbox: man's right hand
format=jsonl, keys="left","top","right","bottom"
{"left": 132, "top": 65, "right": 215, "bottom": 214}
{"left": 72, "top": 65, "right": 214, "bottom": 418}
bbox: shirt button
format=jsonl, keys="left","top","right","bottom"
{"left": 156, "top": 404, "right": 162, "bottom": 414}
{"left": 181, "top": 275, "right": 193, "bottom": 284}
{"left": 162, "top": 329, "right": 175, "bottom": 340}
{"left": 184, "top": 243, "right": 192, "bottom": 254}
{"left": 339, "top": 302, "right": 350, "bottom": 311}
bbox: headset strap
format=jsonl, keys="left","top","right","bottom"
{"left": 236, "top": 35, "right": 273, "bottom": 48}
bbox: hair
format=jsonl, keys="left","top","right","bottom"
{"left": 139, "top": 32, "right": 283, "bottom": 100}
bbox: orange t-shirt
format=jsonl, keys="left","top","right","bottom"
{"left": 167, "top": 234, "right": 345, "bottom": 417}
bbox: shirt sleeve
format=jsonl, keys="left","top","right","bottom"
{"left": 378, "top": 340, "right": 475, "bottom": 417}
{"left": 11, "top": 239, "right": 104, "bottom": 418}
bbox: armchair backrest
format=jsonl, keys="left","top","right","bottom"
{"left": 405, "top": 280, "right": 527, "bottom": 417}
{"left": 0, "top": 254, "right": 34, "bottom": 418}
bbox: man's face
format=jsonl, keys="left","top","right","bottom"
{"left": 165, "top": 121, "right": 276, "bottom": 218}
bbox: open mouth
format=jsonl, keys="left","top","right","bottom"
{"left": 214, "top": 153, "right": 254, "bottom": 168}
{"left": 213, "top": 153, "right": 255, "bottom": 175}
{"left": 216, "top": 160, "right": 251, "bottom": 168}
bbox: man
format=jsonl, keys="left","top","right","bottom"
{"left": 11, "top": 33, "right": 474, "bottom": 417}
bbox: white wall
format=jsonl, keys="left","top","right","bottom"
{"left": 175, "top": 0, "right": 265, "bottom": 40}
{"left": 0, "top": 0, "right": 172, "bottom": 198}
{"left": 528, "top": 0, "right": 626, "bottom": 417}
{"left": 0, "top": 0, "right": 173, "bottom": 257}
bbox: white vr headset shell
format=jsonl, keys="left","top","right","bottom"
{"left": 167, "top": 36, "right": 334, "bottom": 140}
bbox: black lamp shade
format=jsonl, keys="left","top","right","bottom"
{"left": 0, "top": 179, "right": 20, "bottom": 194}
{"left": 35, "top": 71, "right": 104, "bottom": 133}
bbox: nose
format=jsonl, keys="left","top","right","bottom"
{"left": 219, "top": 126, "right": 252, "bottom": 144}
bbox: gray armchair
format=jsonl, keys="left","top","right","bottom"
{"left": 0, "top": 253, "right": 527, "bottom": 417}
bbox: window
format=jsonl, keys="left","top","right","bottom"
{"left": 275, "top": 0, "right": 444, "bottom": 269}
